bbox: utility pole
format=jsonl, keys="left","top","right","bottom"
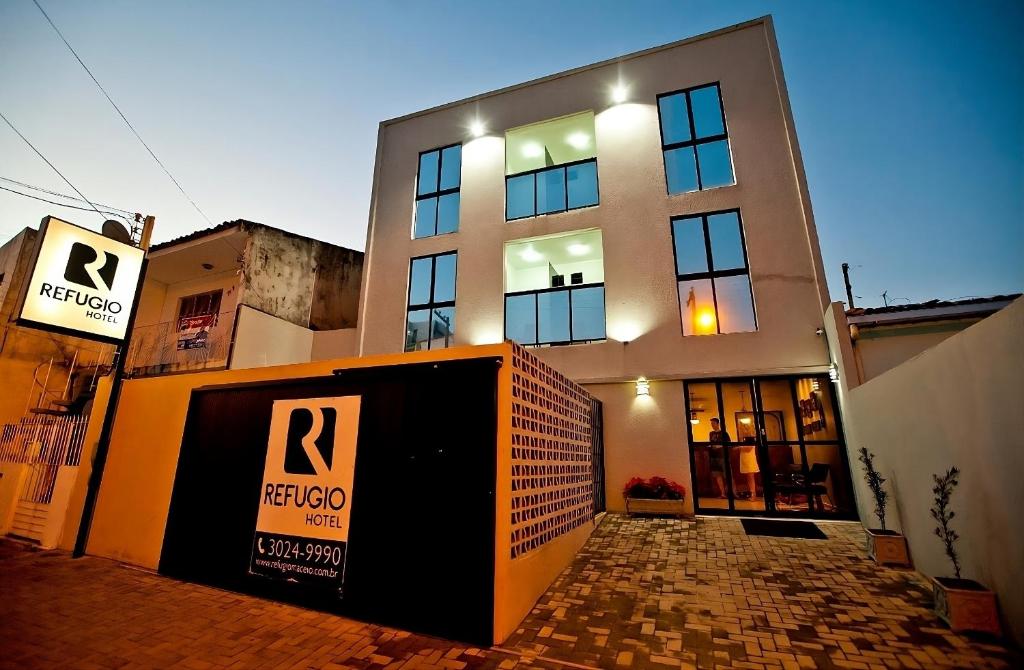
{"left": 841, "top": 263, "right": 855, "bottom": 308}
{"left": 73, "top": 215, "right": 155, "bottom": 558}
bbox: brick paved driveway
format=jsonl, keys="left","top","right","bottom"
{"left": 0, "top": 517, "right": 1018, "bottom": 670}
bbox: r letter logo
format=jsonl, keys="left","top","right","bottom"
{"left": 65, "top": 242, "right": 119, "bottom": 290}
{"left": 284, "top": 407, "right": 337, "bottom": 475}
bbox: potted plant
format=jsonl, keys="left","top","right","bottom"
{"left": 857, "top": 447, "right": 910, "bottom": 566}
{"left": 623, "top": 476, "right": 687, "bottom": 517}
{"left": 930, "top": 467, "right": 1001, "bottom": 636}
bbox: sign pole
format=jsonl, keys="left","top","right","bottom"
{"left": 72, "top": 216, "right": 154, "bottom": 558}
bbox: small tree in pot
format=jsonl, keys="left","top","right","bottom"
{"left": 929, "top": 467, "right": 1001, "bottom": 636}
{"left": 857, "top": 447, "right": 910, "bottom": 566}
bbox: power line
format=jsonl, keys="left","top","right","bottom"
{"left": 0, "top": 110, "right": 106, "bottom": 221}
{"left": 32, "top": 0, "right": 213, "bottom": 226}
{"left": 0, "top": 175, "right": 137, "bottom": 216}
{"left": 0, "top": 185, "right": 132, "bottom": 223}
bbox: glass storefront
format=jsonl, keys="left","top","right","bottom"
{"left": 685, "top": 375, "right": 856, "bottom": 519}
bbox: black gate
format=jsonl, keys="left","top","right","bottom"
{"left": 159, "top": 358, "right": 499, "bottom": 644}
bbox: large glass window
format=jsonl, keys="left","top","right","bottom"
{"left": 505, "top": 112, "right": 599, "bottom": 220}
{"left": 405, "top": 252, "right": 457, "bottom": 351}
{"left": 503, "top": 230, "right": 605, "bottom": 345}
{"left": 414, "top": 144, "right": 461, "bottom": 238}
{"left": 671, "top": 210, "right": 755, "bottom": 336}
{"left": 685, "top": 376, "right": 855, "bottom": 518}
{"left": 657, "top": 83, "right": 734, "bottom": 194}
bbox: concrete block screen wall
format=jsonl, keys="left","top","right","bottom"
{"left": 358, "top": 17, "right": 838, "bottom": 518}
{"left": 79, "top": 343, "right": 601, "bottom": 645}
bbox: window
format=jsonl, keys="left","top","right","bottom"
{"left": 414, "top": 144, "right": 461, "bottom": 238}
{"left": 505, "top": 112, "right": 599, "bottom": 220}
{"left": 176, "top": 289, "right": 223, "bottom": 329}
{"left": 657, "top": 83, "right": 734, "bottom": 194}
{"left": 671, "top": 210, "right": 755, "bottom": 335}
{"left": 405, "top": 252, "right": 457, "bottom": 351}
{"left": 503, "top": 230, "right": 605, "bottom": 345}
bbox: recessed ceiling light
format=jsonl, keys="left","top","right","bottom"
{"left": 522, "top": 142, "right": 543, "bottom": 158}
{"left": 566, "top": 132, "right": 590, "bottom": 149}
{"left": 519, "top": 247, "right": 544, "bottom": 262}
{"left": 611, "top": 83, "right": 628, "bottom": 104}
{"left": 567, "top": 243, "right": 590, "bottom": 256}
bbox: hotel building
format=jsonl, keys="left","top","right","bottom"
{"left": 357, "top": 16, "right": 856, "bottom": 517}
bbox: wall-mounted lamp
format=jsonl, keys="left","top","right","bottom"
{"left": 635, "top": 377, "right": 650, "bottom": 396}
{"left": 469, "top": 119, "right": 485, "bottom": 137}
{"left": 689, "top": 411, "right": 699, "bottom": 425}
{"left": 829, "top": 364, "right": 839, "bottom": 383}
{"left": 611, "top": 83, "right": 628, "bottom": 104}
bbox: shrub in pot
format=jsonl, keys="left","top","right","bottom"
{"left": 857, "top": 447, "right": 910, "bottom": 566}
{"left": 930, "top": 467, "right": 1001, "bottom": 636}
{"left": 623, "top": 476, "right": 687, "bottom": 517}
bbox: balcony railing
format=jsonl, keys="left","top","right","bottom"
{"left": 125, "top": 309, "right": 235, "bottom": 376}
{"left": 504, "top": 283, "right": 606, "bottom": 346}
{"left": 505, "top": 158, "right": 599, "bottom": 220}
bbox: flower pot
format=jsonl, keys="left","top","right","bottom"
{"left": 932, "top": 577, "right": 1001, "bottom": 637}
{"left": 865, "top": 528, "right": 911, "bottom": 567}
{"left": 625, "top": 497, "right": 687, "bottom": 517}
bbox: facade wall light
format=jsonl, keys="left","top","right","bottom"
{"left": 636, "top": 377, "right": 650, "bottom": 396}
{"left": 469, "top": 120, "right": 485, "bottom": 137}
{"left": 829, "top": 364, "right": 839, "bottom": 383}
{"left": 611, "top": 83, "right": 628, "bottom": 104}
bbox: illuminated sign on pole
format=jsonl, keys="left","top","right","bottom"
{"left": 16, "top": 216, "right": 145, "bottom": 344}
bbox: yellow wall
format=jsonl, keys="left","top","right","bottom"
{"left": 85, "top": 344, "right": 510, "bottom": 569}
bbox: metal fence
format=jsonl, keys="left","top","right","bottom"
{"left": 0, "top": 415, "right": 89, "bottom": 504}
{"left": 125, "top": 309, "right": 235, "bottom": 375}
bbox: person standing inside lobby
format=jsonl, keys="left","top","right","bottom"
{"left": 708, "top": 418, "right": 730, "bottom": 498}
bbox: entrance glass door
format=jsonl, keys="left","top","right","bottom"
{"left": 685, "top": 375, "right": 856, "bottom": 519}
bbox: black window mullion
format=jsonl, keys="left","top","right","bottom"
{"left": 561, "top": 166, "right": 568, "bottom": 211}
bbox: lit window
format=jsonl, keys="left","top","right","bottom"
{"left": 503, "top": 230, "right": 605, "bottom": 345}
{"left": 405, "top": 252, "right": 457, "bottom": 351}
{"left": 414, "top": 144, "right": 461, "bottom": 238}
{"left": 657, "top": 83, "right": 734, "bottom": 194}
{"left": 505, "top": 112, "right": 599, "bottom": 220}
{"left": 671, "top": 211, "right": 755, "bottom": 335}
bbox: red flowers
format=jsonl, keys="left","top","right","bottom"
{"left": 623, "top": 476, "right": 687, "bottom": 500}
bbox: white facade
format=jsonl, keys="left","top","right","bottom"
{"left": 358, "top": 17, "right": 837, "bottom": 513}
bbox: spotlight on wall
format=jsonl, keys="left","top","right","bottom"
{"left": 611, "top": 83, "right": 628, "bottom": 104}
{"left": 469, "top": 119, "right": 486, "bottom": 137}
{"left": 636, "top": 377, "right": 650, "bottom": 396}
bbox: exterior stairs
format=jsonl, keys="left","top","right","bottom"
{"left": 9, "top": 501, "right": 48, "bottom": 542}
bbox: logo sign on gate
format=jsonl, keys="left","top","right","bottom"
{"left": 16, "top": 217, "right": 145, "bottom": 344}
{"left": 250, "top": 396, "right": 361, "bottom": 590}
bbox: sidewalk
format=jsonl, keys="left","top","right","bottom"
{"left": 0, "top": 516, "right": 1018, "bottom": 669}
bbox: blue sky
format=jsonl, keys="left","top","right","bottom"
{"left": 1, "top": 1, "right": 1021, "bottom": 307}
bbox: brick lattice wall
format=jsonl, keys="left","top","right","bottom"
{"left": 510, "top": 343, "right": 595, "bottom": 558}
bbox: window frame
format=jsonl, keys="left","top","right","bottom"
{"left": 405, "top": 250, "right": 458, "bottom": 351}
{"left": 670, "top": 209, "right": 756, "bottom": 336}
{"left": 176, "top": 289, "right": 223, "bottom": 329}
{"left": 414, "top": 143, "right": 462, "bottom": 238}
{"left": 503, "top": 281, "right": 606, "bottom": 346}
{"left": 505, "top": 157, "right": 600, "bottom": 221}
{"left": 656, "top": 82, "right": 733, "bottom": 193}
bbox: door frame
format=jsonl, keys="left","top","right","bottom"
{"left": 684, "top": 374, "right": 858, "bottom": 521}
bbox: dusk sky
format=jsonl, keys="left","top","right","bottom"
{"left": 1, "top": 1, "right": 1021, "bottom": 308}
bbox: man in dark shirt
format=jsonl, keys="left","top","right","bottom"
{"left": 708, "top": 417, "right": 731, "bottom": 498}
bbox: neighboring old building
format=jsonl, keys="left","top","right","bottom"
{"left": 127, "top": 219, "right": 363, "bottom": 376}
{"left": 842, "top": 295, "right": 1020, "bottom": 383}
{"left": 358, "top": 16, "right": 853, "bottom": 518}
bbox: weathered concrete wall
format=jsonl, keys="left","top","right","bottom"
{"left": 242, "top": 226, "right": 362, "bottom": 330}
{"left": 842, "top": 298, "right": 1024, "bottom": 642}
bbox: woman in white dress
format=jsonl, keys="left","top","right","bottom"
{"left": 738, "top": 445, "right": 759, "bottom": 499}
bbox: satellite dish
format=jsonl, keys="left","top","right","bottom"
{"left": 101, "top": 219, "right": 133, "bottom": 244}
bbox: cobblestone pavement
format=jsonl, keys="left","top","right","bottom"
{"left": 0, "top": 516, "right": 1018, "bottom": 670}
{"left": 505, "top": 515, "right": 1019, "bottom": 669}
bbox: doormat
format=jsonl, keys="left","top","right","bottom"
{"left": 741, "top": 518, "right": 827, "bottom": 540}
